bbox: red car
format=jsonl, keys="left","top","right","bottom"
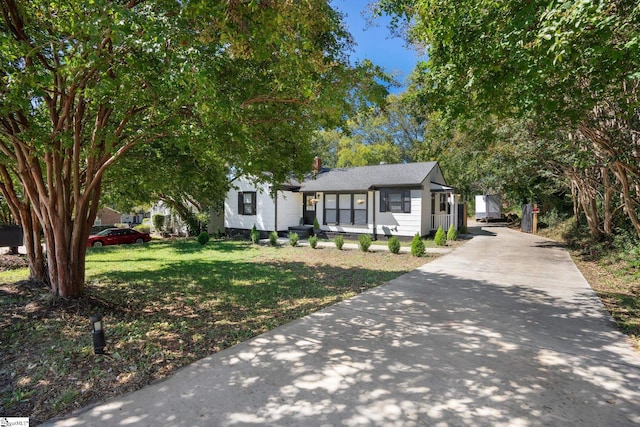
{"left": 88, "top": 228, "right": 151, "bottom": 247}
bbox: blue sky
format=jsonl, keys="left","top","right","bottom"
{"left": 330, "top": 0, "right": 423, "bottom": 93}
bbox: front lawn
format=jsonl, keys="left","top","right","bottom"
{"left": 0, "top": 239, "right": 436, "bottom": 424}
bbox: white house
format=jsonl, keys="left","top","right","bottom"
{"left": 223, "top": 161, "right": 459, "bottom": 239}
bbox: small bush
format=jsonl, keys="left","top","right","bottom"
{"left": 358, "top": 234, "right": 372, "bottom": 252}
{"left": 133, "top": 224, "right": 150, "bottom": 233}
{"left": 289, "top": 232, "right": 299, "bottom": 247}
{"left": 309, "top": 235, "right": 318, "bottom": 249}
{"left": 411, "top": 233, "right": 425, "bottom": 256}
{"left": 434, "top": 226, "right": 447, "bottom": 246}
{"left": 388, "top": 236, "right": 401, "bottom": 254}
{"left": 459, "top": 225, "right": 467, "bottom": 234}
{"left": 250, "top": 224, "right": 260, "bottom": 244}
{"left": 313, "top": 217, "right": 320, "bottom": 229}
{"left": 334, "top": 235, "right": 344, "bottom": 250}
{"left": 269, "top": 231, "right": 278, "bottom": 246}
{"left": 447, "top": 224, "right": 458, "bottom": 241}
{"left": 152, "top": 214, "right": 165, "bottom": 232}
{"left": 197, "top": 231, "right": 210, "bottom": 245}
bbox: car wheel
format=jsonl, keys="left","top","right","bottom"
{"left": 135, "top": 238, "right": 144, "bottom": 244}
{"left": 92, "top": 241, "right": 103, "bottom": 247}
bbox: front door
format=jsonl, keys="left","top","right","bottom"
{"left": 303, "top": 193, "right": 317, "bottom": 225}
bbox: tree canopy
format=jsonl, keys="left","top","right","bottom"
{"left": 380, "top": 0, "right": 640, "bottom": 239}
{"left": 0, "top": 0, "right": 388, "bottom": 297}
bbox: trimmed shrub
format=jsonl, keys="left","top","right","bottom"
{"left": 313, "top": 217, "right": 320, "bottom": 230}
{"left": 358, "top": 234, "right": 372, "bottom": 252}
{"left": 152, "top": 214, "right": 165, "bottom": 232}
{"left": 434, "top": 226, "right": 447, "bottom": 246}
{"left": 334, "top": 235, "right": 344, "bottom": 250}
{"left": 388, "top": 236, "right": 401, "bottom": 254}
{"left": 309, "top": 235, "right": 318, "bottom": 249}
{"left": 269, "top": 231, "right": 278, "bottom": 246}
{"left": 289, "top": 232, "right": 299, "bottom": 247}
{"left": 447, "top": 224, "right": 458, "bottom": 241}
{"left": 133, "top": 224, "right": 150, "bottom": 234}
{"left": 250, "top": 224, "right": 260, "bottom": 244}
{"left": 411, "top": 233, "right": 425, "bottom": 256}
{"left": 197, "top": 231, "right": 210, "bottom": 245}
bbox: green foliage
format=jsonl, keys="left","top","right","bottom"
{"left": 0, "top": 0, "right": 391, "bottom": 297}
{"left": 152, "top": 214, "right": 165, "bottom": 232}
{"left": 358, "top": 234, "right": 372, "bottom": 252}
{"left": 388, "top": 236, "right": 401, "bottom": 254}
{"left": 309, "top": 235, "right": 319, "bottom": 249}
{"left": 334, "top": 235, "right": 345, "bottom": 250}
{"left": 133, "top": 224, "right": 150, "bottom": 234}
{"left": 289, "top": 232, "right": 299, "bottom": 247}
{"left": 250, "top": 225, "right": 260, "bottom": 244}
{"left": 313, "top": 217, "right": 320, "bottom": 229}
{"left": 411, "top": 233, "right": 425, "bottom": 256}
{"left": 447, "top": 224, "right": 458, "bottom": 241}
{"left": 269, "top": 231, "right": 279, "bottom": 246}
{"left": 379, "top": 0, "right": 640, "bottom": 241}
{"left": 434, "top": 227, "right": 447, "bottom": 246}
{"left": 197, "top": 232, "right": 210, "bottom": 246}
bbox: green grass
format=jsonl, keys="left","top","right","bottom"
{"left": 0, "top": 238, "right": 432, "bottom": 424}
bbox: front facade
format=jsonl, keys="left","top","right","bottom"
{"left": 223, "top": 161, "right": 458, "bottom": 239}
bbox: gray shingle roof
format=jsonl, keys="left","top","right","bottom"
{"left": 299, "top": 162, "right": 439, "bottom": 192}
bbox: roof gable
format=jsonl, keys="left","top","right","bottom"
{"left": 299, "top": 162, "right": 440, "bottom": 192}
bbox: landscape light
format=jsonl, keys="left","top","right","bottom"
{"left": 90, "top": 314, "right": 106, "bottom": 354}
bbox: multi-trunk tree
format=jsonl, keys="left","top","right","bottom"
{"left": 380, "top": 0, "right": 640, "bottom": 238}
{"left": 0, "top": 0, "right": 387, "bottom": 297}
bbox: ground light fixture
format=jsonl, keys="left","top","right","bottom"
{"left": 90, "top": 313, "right": 106, "bottom": 354}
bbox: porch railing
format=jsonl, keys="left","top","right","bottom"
{"left": 431, "top": 214, "right": 452, "bottom": 231}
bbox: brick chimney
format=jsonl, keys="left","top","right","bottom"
{"left": 312, "top": 156, "right": 322, "bottom": 174}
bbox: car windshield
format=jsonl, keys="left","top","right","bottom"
{"left": 95, "top": 229, "right": 115, "bottom": 236}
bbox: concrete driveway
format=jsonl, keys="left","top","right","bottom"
{"left": 44, "top": 224, "right": 640, "bottom": 426}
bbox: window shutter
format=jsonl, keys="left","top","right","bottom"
{"left": 380, "top": 190, "right": 388, "bottom": 212}
{"left": 251, "top": 192, "right": 256, "bottom": 214}
{"left": 238, "top": 192, "right": 243, "bottom": 214}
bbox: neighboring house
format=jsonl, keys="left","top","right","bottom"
{"left": 94, "top": 207, "right": 122, "bottom": 226}
{"left": 223, "top": 160, "right": 460, "bottom": 238}
{"left": 150, "top": 202, "right": 188, "bottom": 235}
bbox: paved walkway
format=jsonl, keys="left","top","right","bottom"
{"left": 44, "top": 225, "right": 640, "bottom": 426}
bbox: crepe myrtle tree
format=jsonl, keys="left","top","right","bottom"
{"left": 0, "top": 0, "right": 388, "bottom": 297}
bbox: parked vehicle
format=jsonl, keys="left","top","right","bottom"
{"left": 88, "top": 228, "right": 151, "bottom": 247}
{"left": 475, "top": 195, "right": 502, "bottom": 222}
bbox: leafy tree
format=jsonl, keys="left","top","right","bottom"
{"left": 0, "top": 0, "right": 388, "bottom": 297}
{"left": 381, "top": 0, "right": 640, "bottom": 239}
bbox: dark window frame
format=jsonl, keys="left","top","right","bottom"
{"left": 237, "top": 191, "right": 257, "bottom": 215}
{"left": 324, "top": 193, "right": 368, "bottom": 226}
{"left": 380, "top": 189, "right": 412, "bottom": 213}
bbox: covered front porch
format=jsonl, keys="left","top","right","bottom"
{"left": 430, "top": 183, "right": 459, "bottom": 232}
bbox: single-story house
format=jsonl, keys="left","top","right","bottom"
{"left": 224, "top": 160, "right": 460, "bottom": 239}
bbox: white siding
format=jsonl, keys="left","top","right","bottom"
{"left": 224, "top": 177, "right": 301, "bottom": 232}
{"left": 376, "top": 189, "right": 423, "bottom": 237}
{"left": 276, "top": 191, "right": 302, "bottom": 231}
{"left": 225, "top": 178, "right": 274, "bottom": 231}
